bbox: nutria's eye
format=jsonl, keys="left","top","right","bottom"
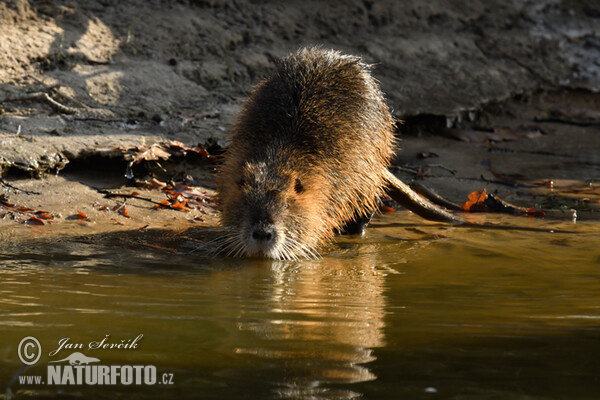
{"left": 238, "top": 176, "right": 246, "bottom": 187}
{"left": 294, "top": 178, "right": 304, "bottom": 194}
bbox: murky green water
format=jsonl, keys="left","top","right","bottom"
{"left": 1, "top": 212, "right": 599, "bottom": 399}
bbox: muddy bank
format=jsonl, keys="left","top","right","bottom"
{"left": 0, "top": 0, "right": 598, "bottom": 233}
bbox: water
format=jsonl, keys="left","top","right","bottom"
{"left": 0, "top": 212, "right": 599, "bottom": 399}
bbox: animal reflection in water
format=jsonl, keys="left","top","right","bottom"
{"left": 234, "top": 248, "right": 389, "bottom": 399}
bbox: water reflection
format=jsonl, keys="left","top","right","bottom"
{"left": 1, "top": 213, "right": 598, "bottom": 399}
{"left": 234, "top": 247, "right": 387, "bottom": 399}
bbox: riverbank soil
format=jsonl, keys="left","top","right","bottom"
{"left": 0, "top": 0, "right": 598, "bottom": 240}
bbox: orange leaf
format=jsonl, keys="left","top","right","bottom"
{"left": 523, "top": 207, "right": 545, "bottom": 218}
{"left": 27, "top": 216, "right": 45, "bottom": 225}
{"left": 461, "top": 189, "right": 487, "bottom": 211}
{"left": 77, "top": 210, "right": 88, "bottom": 219}
{"left": 120, "top": 207, "right": 131, "bottom": 218}
{"left": 171, "top": 201, "right": 190, "bottom": 211}
{"left": 37, "top": 213, "right": 53, "bottom": 220}
{"left": 380, "top": 205, "right": 395, "bottom": 214}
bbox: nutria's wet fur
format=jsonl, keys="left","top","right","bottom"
{"left": 217, "top": 48, "right": 460, "bottom": 260}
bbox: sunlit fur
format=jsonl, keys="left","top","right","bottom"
{"left": 217, "top": 48, "right": 396, "bottom": 259}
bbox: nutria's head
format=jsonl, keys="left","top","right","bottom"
{"left": 217, "top": 158, "right": 330, "bottom": 260}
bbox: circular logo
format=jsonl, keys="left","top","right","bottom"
{"left": 18, "top": 336, "right": 42, "bottom": 365}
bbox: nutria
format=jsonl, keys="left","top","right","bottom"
{"left": 217, "top": 48, "right": 461, "bottom": 260}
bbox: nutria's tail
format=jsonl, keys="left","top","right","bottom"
{"left": 383, "top": 170, "right": 464, "bottom": 223}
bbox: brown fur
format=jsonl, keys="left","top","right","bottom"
{"left": 217, "top": 48, "right": 453, "bottom": 260}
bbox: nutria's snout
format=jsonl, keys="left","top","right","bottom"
{"left": 246, "top": 222, "right": 280, "bottom": 257}
{"left": 251, "top": 224, "right": 275, "bottom": 242}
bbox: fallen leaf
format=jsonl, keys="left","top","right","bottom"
{"left": 120, "top": 207, "right": 131, "bottom": 218}
{"left": 188, "top": 147, "right": 210, "bottom": 158}
{"left": 154, "top": 200, "right": 171, "bottom": 209}
{"left": 77, "top": 210, "right": 88, "bottom": 219}
{"left": 164, "top": 139, "right": 187, "bottom": 150}
{"left": 171, "top": 201, "right": 190, "bottom": 211}
{"left": 27, "top": 216, "right": 45, "bottom": 225}
{"left": 523, "top": 207, "right": 545, "bottom": 218}
{"left": 131, "top": 144, "right": 171, "bottom": 163}
{"left": 380, "top": 205, "right": 395, "bottom": 214}
{"left": 461, "top": 189, "right": 488, "bottom": 212}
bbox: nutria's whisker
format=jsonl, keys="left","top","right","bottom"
{"left": 286, "top": 236, "right": 319, "bottom": 260}
{"left": 218, "top": 233, "right": 242, "bottom": 258}
{"left": 211, "top": 233, "right": 240, "bottom": 257}
{"left": 281, "top": 242, "right": 299, "bottom": 262}
{"left": 228, "top": 236, "right": 247, "bottom": 258}
{"left": 233, "top": 243, "right": 248, "bottom": 258}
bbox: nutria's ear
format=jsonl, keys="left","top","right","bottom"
{"left": 294, "top": 177, "right": 304, "bottom": 194}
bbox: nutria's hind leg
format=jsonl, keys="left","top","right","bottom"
{"left": 337, "top": 211, "right": 375, "bottom": 236}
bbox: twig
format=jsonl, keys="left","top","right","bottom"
{"left": 95, "top": 188, "right": 164, "bottom": 206}
{"left": 50, "top": 88, "right": 89, "bottom": 109}
{"left": 392, "top": 166, "right": 419, "bottom": 174}
{"left": 0, "top": 178, "right": 41, "bottom": 195}
{"left": 403, "top": 164, "right": 458, "bottom": 175}
{"left": 1, "top": 92, "right": 78, "bottom": 114}
{"left": 425, "top": 164, "right": 458, "bottom": 175}
{"left": 25, "top": 75, "right": 89, "bottom": 107}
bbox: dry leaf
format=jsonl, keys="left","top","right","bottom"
{"left": 27, "top": 216, "right": 45, "bottom": 225}
{"left": 461, "top": 189, "right": 488, "bottom": 211}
